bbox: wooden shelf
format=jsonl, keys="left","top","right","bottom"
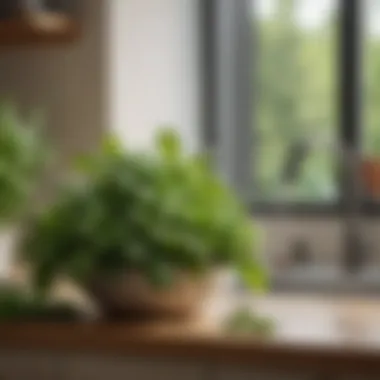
{"left": 0, "top": 12, "right": 80, "bottom": 47}
{"left": 2, "top": 296, "right": 380, "bottom": 374}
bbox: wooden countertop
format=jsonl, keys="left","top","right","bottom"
{"left": 0, "top": 296, "right": 380, "bottom": 374}
{"left": 2, "top": 295, "right": 380, "bottom": 374}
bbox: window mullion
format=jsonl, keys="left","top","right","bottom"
{"left": 339, "top": 0, "right": 364, "bottom": 271}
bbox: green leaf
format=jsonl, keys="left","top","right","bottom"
{"left": 238, "top": 262, "right": 268, "bottom": 292}
{"left": 155, "top": 128, "right": 182, "bottom": 161}
{"left": 0, "top": 102, "right": 45, "bottom": 221}
{"left": 224, "top": 307, "right": 275, "bottom": 336}
{"left": 146, "top": 263, "right": 174, "bottom": 288}
{"left": 102, "top": 134, "right": 124, "bottom": 157}
{"left": 73, "top": 154, "right": 97, "bottom": 175}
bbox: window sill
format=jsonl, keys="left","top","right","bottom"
{"left": 251, "top": 203, "right": 340, "bottom": 217}
{"left": 252, "top": 202, "right": 380, "bottom": 217}
{"left": 271, "top": 267, "right": 380, "bottom": 294}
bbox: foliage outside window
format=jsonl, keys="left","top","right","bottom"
{"left": 253, "top": 0, "right": 380, "bottom": 205}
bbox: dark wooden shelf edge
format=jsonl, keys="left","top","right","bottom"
{"left": 0, "top": 12, "right": 80, "bottom": 47}
{"left": 1, "top": 323, "right": 380, "bottom": 375}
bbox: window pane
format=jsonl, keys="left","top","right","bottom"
{"left": 363, "top": 0, "right": 380, "bottom": 201}
{"left": 252, "top": 0, "right": 338, "bottom": 203}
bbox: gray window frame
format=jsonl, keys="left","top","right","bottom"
{"left": 200, "top": 0, "right": 370, "bottom": 219}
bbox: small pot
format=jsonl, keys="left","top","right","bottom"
{"left": 87, "top": 271, "right": 215, "bottom": 320}
{"left": 361, "top": 158, "right": 380, "bottom": 197}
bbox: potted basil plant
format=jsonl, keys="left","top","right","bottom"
{"left": 24, "top": 129, "right": 266, "bottom": 318}
{"left": 0, "top": 104, "right": 44, "bottom": 279}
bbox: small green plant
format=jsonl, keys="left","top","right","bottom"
{"left": 224, "top": 307, "right": 275, "bottom": 337}
{"left": 0, "top": 285, "right": 81, "bottom": 322}
{"left": 24, "top": 128, "right": 266, "bottom": 292}
{"left": 0, "top": 103, "right": 44, "bottom": 223}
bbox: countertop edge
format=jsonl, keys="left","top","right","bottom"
{"left": 0, "top": 323, "right": 380, "bottom": 375}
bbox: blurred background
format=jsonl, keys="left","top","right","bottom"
{"left": 0, "top": 0, "right": 380, "bottom": 292}
{"left": 1, "top": 1, "right": 380, "bottom": 379}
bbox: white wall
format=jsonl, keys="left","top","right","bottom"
{"left": 106, "top": 0, "right": 201, "bottom": 152}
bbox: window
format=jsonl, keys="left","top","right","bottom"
{"left": 254, "top": 0, "right": 338, "bottom": 204}
{"left": 201, "top": 0, "right": 380, "bottom": 282}
{"left": 202, "top": 0, "right": 378, "bottom": 214}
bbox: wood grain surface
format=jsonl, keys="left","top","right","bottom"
{"left": 1, "top": 295, "right": 380, "bottom": 375}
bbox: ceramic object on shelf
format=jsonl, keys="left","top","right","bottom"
{"left": 20, "top": 0, "right": 70, "bottom": 14}
{"left": 0, "top": 1, "right": 45, "bottom": 19}
{"left": 0, "top": 0, "right": 72, "bottom": 18}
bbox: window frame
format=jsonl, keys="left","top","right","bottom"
{"left": 200, "top": 0, "right": 374, "bottom": 218}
